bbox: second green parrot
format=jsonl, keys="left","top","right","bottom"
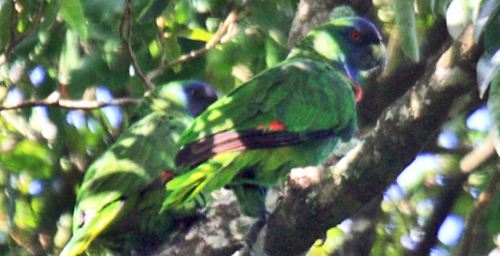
{"left": 60, "top": 81, "right": 218, "bottom": 256}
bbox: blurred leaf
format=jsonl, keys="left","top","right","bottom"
{"left": 477, "top": 48, "right": 500, "bottom": 98}
{"left": 393, "top": 0, "right": 420, "bottom": 62}
{"left": 0, "top": 140, "right": 53, "bottom": 179}
{"left": 58, "top": 30, "right": 80, "bottom": 86}
{"left": 0, "top": 0, "right": 12, "bottom": 49}
{"left": 137, "top": 0, "right": 169, "bottom": 23}
{"left": 446, "top": 0, "right": 481, "bottom": 39}
{"left": 330, "top": 5, "right": 357, "bottom": 18}
{"left": 431, "top": 0, "right": 452, "bottom": 17}
{"left": 164, "top": 36, "right": 182, "bottom": 72}
{"left": 14, "top": 199, "right": 38, "bottom": 230}
{"left": 177, "top": 28, "right": 213, "bottom": 42}
{"left": 307, "top": 227, "right": 345, "bottom": 256}
{"left": 473, "top": 0, "right": 500, "bottom": 42}
{"left": 487, "top": 74, "right": 500, "bottom": 156}
{"left": 59, "top": 0, "right": 88, "bottom": 40}
{"left": 265, "top": 37, "right": 284, "bottom": 68}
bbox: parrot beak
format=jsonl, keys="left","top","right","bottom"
{"left": 368, "top": 43, "right": 388, "bottom": 74}
{"left": 342, "top": 63, "right": 364, "bottom": 103}
{"left": 344, "top": 43, "right": 387, "bottom": 103}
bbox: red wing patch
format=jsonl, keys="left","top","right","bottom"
{"left": 257, "top": 120, "right": 286, "bottom": 132}
{"left": 268, "top": 120, "right": 286, "bottom": 131}
{"left": 161, "top": 170, "right": 175, "bottom": 182}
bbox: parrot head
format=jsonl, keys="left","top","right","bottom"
{"left": 289, "top": 17, "right": 387, "bottom": 101}
{"left": 181, "top": 81, "right": 219, "bottom": 116}
{"left": 143, "top": 80, "right": 218, "bottom": 117}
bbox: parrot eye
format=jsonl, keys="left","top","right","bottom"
{"left": 349, "top": 30, "right": 363, "bottom": 42}
{"left": 189, "top": 88, "right": 198, "bottom": 96}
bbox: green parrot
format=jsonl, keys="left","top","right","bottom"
{"left": 162, "top": 17, "right": 386, "bottom": 218}
{"left": 60, "top": 81, "right": 218, "bottom": 256}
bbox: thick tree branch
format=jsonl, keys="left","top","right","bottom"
{"left": 0, "top": 92, "right": 140, "bottom": 111}
{"left": 154, "top": 190, "right": 255, "bottom": 256}
{"left": 263, "top": 26, "right": 481, "bottom": 256}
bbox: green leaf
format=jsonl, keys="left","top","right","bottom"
{"left": 0, "top": 140, "right": 53, "bottom": 179}
{"left": 477, "top": 48, "right": 500, "bottom": 98}
{"left": 59, "top": 0, "right": 88, "bottom": 40}
{"left": 431, "top": 0, "right": 452, "bottom": 17}
{"left": 164, "top": 36, "right": 182, "bottom": 72}
{"left": 487, "top": 74, "right": 500, "bottom": 156}
{"left": 393, "top": 0, "right": 420, "bottom": 62}
{"left": 446, "top": 0, "right": 481, "bottom": 39}
{"left": 0, "top": 0, "right": 12, "bottom": 49}
{"left": 473, "top": 0, "right": 500, "bottom": 42}
{"left": 58, "top": 29, "right": 80, "bottom": 86}
{"left": 137, "top": 0, "right": 169, "bottom": 23}
{"left": 177, "top": 28, "right": 213, "bottom": 42}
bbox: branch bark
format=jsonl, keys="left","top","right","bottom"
{"left": 154, "top": 190, "right": 255, "bottom": 256}
{"left": 263, "top": 26, "right": 481, "bottom": 256}
{"left": 0, "top": 92, "right": 140, "bottom": 111}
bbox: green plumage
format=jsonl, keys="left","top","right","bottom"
{"left": 163, "top": 17, "right": 386, "bottom": 217}
{"left": 61, "top": 81, "right": 217, "bottom": 256}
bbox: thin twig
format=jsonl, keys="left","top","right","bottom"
{"left": 13, "top": 0, "right": 44, "bottom": 47}
{"left": 411, "top": 133, "right": 496, "bottom": 256}
{"left": 120, "top": 0, "right": 154, "bottom": 91}
{"left": 0, "top": 96, "right": 140, "bottom": 111}
{"left": 0, "top": 0, "right": 44, "bottom": 65}
{"left": 145, "top": 10, "right": 239, "bottom": 82}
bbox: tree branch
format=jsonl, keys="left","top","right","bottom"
{"left": 0, "top": 0, "right": 44, "bottom": 65}
{"left": 458, "top": 165, "right": 499, "bottom": 255}
{"left": 120, "top": 0, "right": 154, "bottom": 91}
{"left": 411, "top": 132, "right": 496, "bottom": 255}
{"left": 263, "top": 26, "right": 481, "bottom": 256}
{"left": 337, "top": 195, "right": 382, "bottom": 256}
{"left": 154, "top": 189, "right": 255, "bottom": 256}
{"left": 0, "top": 92, "right": 140, "bottom": 111}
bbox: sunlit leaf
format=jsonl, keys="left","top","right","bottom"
{"left": 177, "top": 28, "right": 213, "bottom": 42}
{"left": 58, "top": 29, "right": 80, "bottom": 87}
{"left": 487, "top": 74, "right": 500, "bottom": 156}
{"left": 14, "top": 199, "right": 38, "bottom": 229}
{"left": 59, "top": 0, "right": 88, "bottom": 40}
{"left": 0, "top": 140, "right": 53, "bottom": 178}
{"left": 446, "top": 0, "right": 481, "bottom": 39}
{"left": 473, "top": 0, "right": 500, "bottom": 42}
{"left": 477, "top": 48, "right": 500, "bottom": 98}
